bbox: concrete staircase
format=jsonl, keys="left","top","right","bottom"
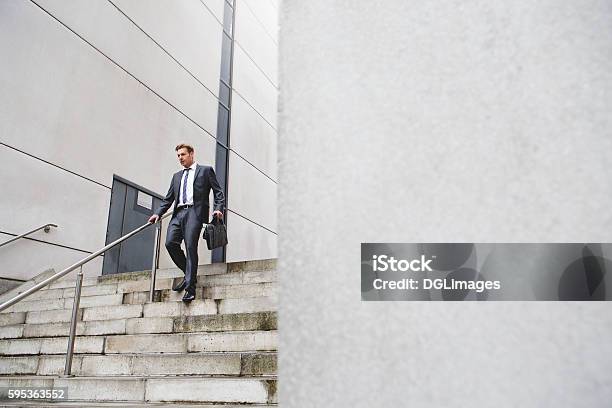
{"left": 0, "top": 259, "right": 277, "bottom": 406}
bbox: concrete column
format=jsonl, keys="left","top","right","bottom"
{"left": 279, "top": 1, "right": 612, "bottom": 406}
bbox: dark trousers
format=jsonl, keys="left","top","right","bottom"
{"left": 165, "top": 207, "right": 203, "bottom": 295}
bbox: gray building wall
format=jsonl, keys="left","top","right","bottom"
{"left": 0, "top": 0, "right": 277, "bottom": 281}
{"left": 229, "top": 0, "right": 278, "bottom": 262}
{"left": 280, "top": 0, "right": 612, "bottom": 407}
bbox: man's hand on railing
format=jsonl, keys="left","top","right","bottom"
{"left": 148, "top": 214, "right": 160, "bottom": 224}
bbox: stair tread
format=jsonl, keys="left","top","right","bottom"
{"left": 0, "top": 295, "right": 277, "bottom": 316}
{"left": 0, "top": 327, "right": 279, "bottom": 341}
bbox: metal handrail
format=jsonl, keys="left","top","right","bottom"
{"left": 0, "top": 223, "right": 58, "bottom": 249}
{"left": 0, "top": 212, "right": 171, "bottom": 376}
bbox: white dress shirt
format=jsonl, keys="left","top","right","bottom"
{"left": 178, "top": 162, "right": 197, "bottom": 206}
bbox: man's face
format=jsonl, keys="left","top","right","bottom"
{"left": 177, "top": 148, "right": 194, "bottom": 168}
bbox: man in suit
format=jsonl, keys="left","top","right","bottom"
{"left": 148, "top": 143, "right": 225, "bottom": 302}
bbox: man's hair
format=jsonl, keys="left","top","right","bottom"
{"left": 175, "top": 143, "right": 194, "bottom": 153}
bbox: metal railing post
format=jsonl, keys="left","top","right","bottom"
{"left": 149, "top": 220, "right": 162, "bottom": 303}
{"left": 63, "top": 266, "right": 83, "bottom": 377}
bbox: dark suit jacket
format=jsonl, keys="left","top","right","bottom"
{"left": 155, "top": 164, "right": 225, "bottom": 223}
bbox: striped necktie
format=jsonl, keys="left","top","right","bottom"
{"left": 181, "top": 168, "right": 190, "bottom": 205}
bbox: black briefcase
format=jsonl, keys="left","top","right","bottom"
{"left": 202, "top": 215, "right": 228, "bottom": 250}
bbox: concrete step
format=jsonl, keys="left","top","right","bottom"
{"left": 122, "top": 288, "right": 277, "bottom": 307}
{"left": 98, "top": 263, "right": 228, "bottom": 285}
{"left": 103, "top": 329, "right": 277, "bottom": 354}
{"left": 1, "top": 298, "right": 65, "bottom": 314}
{"left": 28, "top": 284, "right": 119, "bottom": 301}
{"left": 0, "top": 328, "right": 278, "bottom": 357}
{"left": 24, "top": 309, "right": 81, "bottom": 325}
{"left": 0, "top": 312, "right": 26, "bottom": 326}
{"left": 0, "top": 376, "right": 277, "bottom": 404}
{"left": 119, "top": 282, "right": 277, "bottom": 305}
{"left": 142, "top": 300, "right": 216, "bottom": 317}
{"left": 0, "top": 324, "right": 23, "bottom": 339}
{"left": 227, "top": 259, "right": 277, "bottom": 273}
{"left": 0, "top": 329, "right": 277, "bottom": 358}
{"left": 2, "top": 294, "right": 125, "bottom": 314}
{"left": 23, "top": 269, "right": 277, "bottom": 303}
{"left": 115, "top": 259, "right": 275, "bottom": 280}
{"left": 0, "top": 351, "right": 276, "bottom": 376}
{"left": 195, "top": 269, "right": 278, "bottom": 287}
{"left": 0, "top": 319, "right": 126, "bottom": 339}
{"left": 0, "top": 269, "right": 56, "bottom": 304}
{"left": 174, "top": 311, "right": 277, "bottom": 333}
{"left": 1, "top": 294, "right": 275, "bottom": 329}
{"left": 94, "top": 259, "right": 276, "bottom": 286}
{"left": 2, "top": 259, "right": 276, "bottom": 305}
{"left": 23, "top": 304, "right": 143, "bottom": 325}
{"left": 185, "top": 330, "right": 278, "bottom": 352}
{"left": 27, "top": 278, "right": 174, "bottom": 299}
{"left": 202, "top": 282, "right": 276, "bottom": 299}
{"left": 1, "top": 309, "right": 278, "bottom": 340}
{"left": 140, "top": 297, "right": 275, "bottom": 317}
{"left": 111, "top": 270, "right": 278, "bottom": 296}
{"left": 47, "top": 276, "right": 99, "bottom": 290}
{"left": 64, "top": 294, "right": 124, "bottom": 309}
{"left": 105, "top": 333, "right": 189, "bottom": 354}
{"left": 0, "top": 335, "right": 105, "bottom": 355}
{"left": 82, "top": 304, "right": 144, "bottom": 322}
{"left": 0, "top": 318, "right": 155, "bottom": 339}
{"left": 123, "top": 294, "right": 276, "bottom": 314}
{"left": 218, "top": 296, "right": 277, "bottom": 314}
{"left": 83, "top": 352, "right": 275, "bottom": 376}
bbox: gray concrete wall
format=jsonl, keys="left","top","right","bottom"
{"left": 0, "top": 0, "right": 277, "bottom": 280}
{"left": 227, "top": 0, "right": 278, "bottom": 262}
{"left": 279, "top": 0, "right": 612, "bottom": 406}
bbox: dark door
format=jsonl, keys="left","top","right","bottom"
{"left": 102, "top": 177, "right": 163, "bottom": 275}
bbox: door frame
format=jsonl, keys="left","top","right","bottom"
{"left": 102, "top": 175, "right": 164, "bottom": 275}
{"left": 112, "top": 175, "right": 164, "bottom": 201}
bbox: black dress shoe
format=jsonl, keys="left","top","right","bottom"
{"left": 182, "top": 292, "right": 195, "bottom": 302}
{"left": 172, "top": 279, "right": 186, "bottom": 292}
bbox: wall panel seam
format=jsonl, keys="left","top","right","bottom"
{"left": 198, "top": 0, "right": 224, "bottom": 26}
{"left": 239, "top": 0, "right": 277, "bottom": 46}
{"left": 232, "top": 90, "right": 277, "bottom": 131}
{"left": 229, "top": 148, "right": 277, "bottom": 184}
{"left": 107, "top": 0, "right": 220, "bottom": 102}
{"left": 234, "top": 41, "right": 278, "bottom": 88}
{"left": 1, "top": 142, "right": 112, "bottom": 190}
{"left": 29, "top": 0, "right": 218, "bottom": 144}
{"left": 0, "top": 232, "right": 97, "bottom": 255}
{"left": 227, "top": 209, "right": 277, "bottom": 235}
